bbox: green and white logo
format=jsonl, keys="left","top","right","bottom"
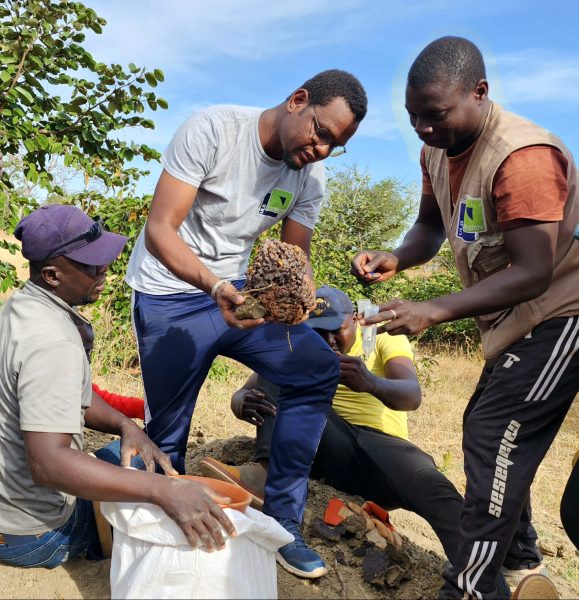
{"left": 258, "top": 188, "right": 294, "bottom": 217}
{"left": 462, "top": 196, "right": 487, "bottom": 234}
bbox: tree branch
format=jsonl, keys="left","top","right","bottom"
{"left": 1, "top": 32, "right": 40, "bottom": 103}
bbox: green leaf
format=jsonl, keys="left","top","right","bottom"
{"left": 153, "top": 68, "right": 164, "bottom": 82}
{"left": 0, "top": 54, "right": 18, "bottom": 65}
{"left": 1, "top": 276, "right": 12, "bottom": 294}
{"left": 144, "top": 72, "right": 157, "bottom": 88}
{"left": 14, "top": 85, "right": 34, "bottom": 103}
{"left": 25, "top": 168, "right": 39, "bottom": 184}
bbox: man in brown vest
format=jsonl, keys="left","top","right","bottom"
{"left": 352, "top": 36, "right": 578, "bottom": 600}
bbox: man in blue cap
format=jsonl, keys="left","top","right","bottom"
{"left": 200, "top": 285, "right": 466, "bottom": 575}
{"left": 0, "top": 204, "right": 234, "bottom": 569}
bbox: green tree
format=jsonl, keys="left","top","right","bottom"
{"left": 0, "top": 0, "right": 168, "bottom": 293}
{"left": 311, "top": 165, "right": 418, "bottom": 301}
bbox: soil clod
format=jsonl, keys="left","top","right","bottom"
{"left": 235, "top": 239, "right": 315, "bottom": 324}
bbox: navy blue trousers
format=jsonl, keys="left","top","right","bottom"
{"left": 133, "top": 290, "right": 339, "bottom": 522}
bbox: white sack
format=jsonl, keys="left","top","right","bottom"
{"left": 100, "top": 502, "right": 293, "bottom": 600}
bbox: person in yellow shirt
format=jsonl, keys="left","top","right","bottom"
{"left": 201, "top": 285, "right": 464, "bottom": 568}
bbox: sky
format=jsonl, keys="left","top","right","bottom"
{"left": 81, "top": 0, "right": 579, "bottom": 197}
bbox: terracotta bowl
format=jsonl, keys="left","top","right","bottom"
{"left": 176, "top": 475, "right": 252, "bottom": 512}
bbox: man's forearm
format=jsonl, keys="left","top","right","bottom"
{"left": 425, "top": 262, "right": 551, "bottom": 324}
{"left": 393, "top": 222, "right": 446, "bottom": 272}
{"left": 30, "top": 444, "right": 168, "bottom": 504}
{"left": 84, "top": 392, "right": 138, "bottom": 436}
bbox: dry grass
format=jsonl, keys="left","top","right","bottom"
{"left": 410, "top": 348, "right": 579, "bottom": 513}
{"left": 408, "top": 348, "right": 477, "bottom": 495}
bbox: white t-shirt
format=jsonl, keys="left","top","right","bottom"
{"left": 126, "top": 105, "right": 326, "bottom": 295}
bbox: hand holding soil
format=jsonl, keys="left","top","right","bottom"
{"left": 235, "top": 239, "right": 316, "bottom": 325}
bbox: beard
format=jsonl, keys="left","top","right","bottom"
{"left": 68, "top": 294, "right": 97, "bottom": 307}
{"left": 282, "top": 151, "right": 303, "bottom": 171}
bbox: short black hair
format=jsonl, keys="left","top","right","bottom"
{"left": 295, "top": 69, "right": 367, "bottom": 122}
{"left": 407, "top": 36, "right": 486, "bottom": 93}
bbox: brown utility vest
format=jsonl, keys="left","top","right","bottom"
{"left": 423, "top": 102, "right": 579, "bottom": 358}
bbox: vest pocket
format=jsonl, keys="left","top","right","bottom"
{"left": 467, "top": 232, "right": 511, "bottom": 281}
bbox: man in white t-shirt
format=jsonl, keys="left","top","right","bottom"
{"left": 125, "top": 69, "right": 367, "bottom": 577}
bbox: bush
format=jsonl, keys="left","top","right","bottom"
{"left": 310, "top": 165, "right": 417, "bottom": 301}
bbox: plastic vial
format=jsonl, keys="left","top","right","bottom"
{"left": 357, "top": 299, "right": 371, "bottom": 316}
{"left": 361, "top": 304, "right": 379, "bottom": 357}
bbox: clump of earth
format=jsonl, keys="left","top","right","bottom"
{"left": 235, "top": 239, "right": 315, "bottom": 325}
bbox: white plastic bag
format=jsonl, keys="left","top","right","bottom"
{"left": 100, "top": 502, "right": 293, "bottom": 599}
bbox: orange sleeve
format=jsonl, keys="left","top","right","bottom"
{"left": 420, "top": 146, "right": 434, "bottom": 196}
{"left": 493, "top": 146, "right": 568, "bottom": 230}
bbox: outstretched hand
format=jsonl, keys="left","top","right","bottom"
{"left": 119, "top": 421, "right": 178, "bottom": 475}
{"left": 358, "top": 299, "right": 440, "bottom": 336}
{"left": 159, "top": 477, "right": 236, "bottom": 551}
{"left": 351, "top": 251, "right": 399, "bottom": 284}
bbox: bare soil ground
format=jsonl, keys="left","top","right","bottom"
{"left": 0, "top": 352, "right": 576, "bottom": 599}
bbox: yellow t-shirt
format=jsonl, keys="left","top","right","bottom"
{"left": 332, "top": 328, "right": 414, "bottom": 440}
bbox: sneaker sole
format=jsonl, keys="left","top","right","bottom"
{"left": 199, "top": 458, "right": 264, "bottom": 510}
{"left": 511, "top": 575, "right": 559, "bottom": 600}
{"left": 275, "top": 552, "right": 328, "bottom": 579}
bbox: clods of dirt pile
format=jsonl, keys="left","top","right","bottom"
{"left": 234, "top": 239, "right": 315, "bottom": 325}
{"left": 186, "top": 435, "right": 446, "bottom": 600}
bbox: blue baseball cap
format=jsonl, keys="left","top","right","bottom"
{"left": 14, "top": 204, "right": 127, "bottom": 266}
{"left": 305, "top": 285, "right": 355, "bottom": 331}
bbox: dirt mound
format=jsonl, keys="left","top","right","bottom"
{"left": 187, "top": 435, "right": 446, "bottom": 599}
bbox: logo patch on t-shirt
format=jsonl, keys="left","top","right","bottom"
{"left": 456, "top": 196, "right": 486, "bottom": 242}
{"left": 258, "top": 188, "right": 293, "bottom": 217}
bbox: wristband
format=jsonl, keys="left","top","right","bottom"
{"left": 210, "top": 279, "right": 227, "bottom": 299}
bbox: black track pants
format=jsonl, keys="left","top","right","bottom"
{"left": 440, "top": 317, "right": 579, "bottom": 599}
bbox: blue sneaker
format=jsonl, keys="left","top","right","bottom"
{"left": 274, "top": 517, "right": 327, "bottom": 579}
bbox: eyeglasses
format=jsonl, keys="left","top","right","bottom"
{"left": 45, "top": 216, "right": 104, "bottom": 259}
{"left": 310, "top": 105, "right": 347, "bottom": 158}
